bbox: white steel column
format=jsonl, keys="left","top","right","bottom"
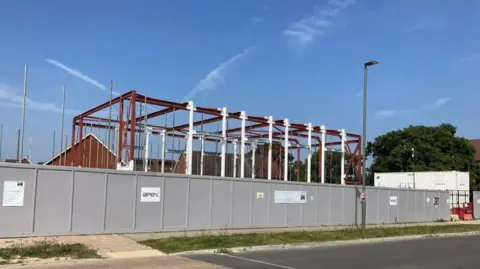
{"left": 200, "top": 136, "right": 204, "bottom": 175}
{"left": 240, "top": 111, "right": 247, "bottom": 178}
{"left": 267, "top": 116, "right": 273, "bottom": 180}
{"left": 161, "top": 130, "right": 166, "bottom": 173}
{"left": 144, "top": 127, "right": 151, "bottom": 172}
{"left": 186, "top": 101, "right": 195, "bottom": 175}
{"left": 220, "top": 107, "right": 227, "bottom": 177}
{"left": 233, "top": 139, "right": 238, "bottom": 178}
{"left": 307, "top": 123, "right": 313, "bottom": 183}
{"left": 320, "top": 125, "right": 326, "bottom": 183}
{"left": 340, "top": 129, "right": 346, "bottom": 185}
{"left": 251, "top": 142, "right": 256, "bottom": 179}
{"left": 283, "top": 119, "right": 289, "bottom": 181}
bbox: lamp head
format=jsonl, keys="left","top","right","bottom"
{"left": 364, "top": 61, "right": 379, "bottom": 67}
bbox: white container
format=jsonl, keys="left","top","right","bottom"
{"left": 374, "top": 171, "right": 469, "bottom": 191}
{"left": 374, "top": 171, "right": 470, "bottom": 208}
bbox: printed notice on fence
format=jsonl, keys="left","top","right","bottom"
{"left": 2, "top": 181, "right": 25, "bottom": 207}
{"left": 274, "top": 191, "right": 306, "bottom": 204}
{"left": 140, "top": 187, "right": 161, "bottom": 202}
{"left": 389, "top": 196, "right": 398, "bottom": 206}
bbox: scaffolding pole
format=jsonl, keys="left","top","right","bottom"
{"left": 340, "top": 129, "right": 346, "bottom": 185}
{"left": 161, "top": 130, "right": 166, "bottom": 173}
{"left": 220, "top": 107, "right": 227, "bottom": 177}
{"left": 307, "top": 123, "right": 312, "bottom": 183}
{"left": 240, "top": 111, "right": 246, "bottom": 178}
{"left": 283, "top": 119, "right": 289, "bottom": 181}
{"left": 60, "top": 85, "right": 66, "bottom": 166}
{"left": 20, "top": 65, "right": 28, "bottom": 161}
{"left": 267, "top": 116, "right": 273, "bottom": 180}
{"left": 320, "top": 125, "right": 326, "bottom": 183}
{"left": 233, "top": 139, "right": 238, "bottom": 178}
{"left": 186, "top": 101, "right": 194, "bottom": 175}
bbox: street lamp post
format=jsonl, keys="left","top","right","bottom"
{"left": 361, "top": 60, "right": 379, "bottom": 229}
{"left": 412, "top": 148, "right": 415, "bottom": 189}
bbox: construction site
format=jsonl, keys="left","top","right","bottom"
{"left": 41, "top": 90, "right": 362, "bottom": 184}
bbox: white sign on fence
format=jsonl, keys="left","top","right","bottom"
{"left": 2, "top": 181, "right": 25, "bottom": 207}
{"left": 140, "top": 187, "right": 161, "bottom": 202}
{"left": 274, "top": 191, "right": 306, "bottom": 204}
{"left": 389, "top": 196, "right": 398, "bottom": 206}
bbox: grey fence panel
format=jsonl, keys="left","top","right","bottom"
{"left": 389, "top": 190, "right": 399, "bottom": 223}
{"left": 251, "top": 181, "right": 269, "bottom": 227}
{"left": 35, "top": 169, "right": 72, "bottom": 234}
{"left": 232, "top": 180, "right": 251, "bottom": 228}
{"left": 286, "top": 184, "right": 302, "bottom": 227}
{"left": 135, "top": 174, "right": 164, "bottom": 232}
{"left": 0, "top": 163, "right": 451, "bottom": 238}
{"left": 398, "top": 190, "right": 408, "bottom": 223}
{"left": 317, "top": 185, "right": 330, "bottom": 225}
{"left": 104, "top": 173, "right": 135, "bottom": 233}
{"left": 163, "top": 176, "right": 188, "bottom": 230}
{"left": 302, "top": 184, "right": 317, "bottom": 226}
{"left": 474, "top": 192, "right": 480, "bottom": 219}
{"left": 329, "top": 186, "right": 344, "bottom": 225}
{"left": 71, "top": 171, "right": 106, "bottom": 234}
{"left": 343, "top": 187, "right": 357, "bottom": 226}
{"left": 378, "top": 189, "right": 390, "bottom": 224}
{"left": 211, "top": 179, "right": 232, "bottom": 229}
{"left": 425, "top": 191, "right": 434, "bottom": 221}
{"left": 417, "top": 191, "right": 427, "bottom": 222}
{"left": 269, "top": 182, "right": 286, "bottom": 226}
{"left": 365, "top": 188, "right": 378, "bottom": 224}
{"left": 188, "top": 177, "right": 211, "bottom": 230}
{"left": 406, "top": 190, "right": 416, "bottom": 222}
{"left": 0, "top": 166, "right": 36, "bottom": 237}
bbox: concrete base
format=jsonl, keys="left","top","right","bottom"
{"left": 117, "top": 160, "right": 134, "bottom": 171}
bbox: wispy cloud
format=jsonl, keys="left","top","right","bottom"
{"left": 45, "top": 59, "right": 119, "bottom": 96}
{"left": 0, "top": 83, "right": 80, "bottom": 114}
{"left": 283, "top": 0, "right": 355, "bottom": 47}
{"left": 456, "top": 53, "right": 480, "bottom": 63}
{"left": 402, "top": 19, "right": 443, "bottom": 33}
{"left": 422, "top": 97, "right": 451, "bottom": 110}
{"left": 250, "top": 17, "right": 262, "bottom": 23}
{"left": 182, "top": 47, "right": 255, "bottom": 102}
{"left": 374, "top": 110, "right": 398, "bottom": 120}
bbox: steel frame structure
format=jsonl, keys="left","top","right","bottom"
{"left": 71, "top": 90, "right": 363, "bottom": 184}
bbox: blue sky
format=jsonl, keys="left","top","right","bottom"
{"left": 0, "top": 0, "right": 479, "bottom": 162}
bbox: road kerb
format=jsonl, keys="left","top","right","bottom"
{"left": 101, "top": 249, "right": 166, "bottom": 259}
{"left": 172, "top": 231, "right": 480, "bottom": 256}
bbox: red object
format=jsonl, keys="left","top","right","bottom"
{"left": 451, "top": 203, "right": 474, "bottom": 221}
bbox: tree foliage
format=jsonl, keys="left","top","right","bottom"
{"left": 367, "top": 123, "right": 479, "bottom": 187}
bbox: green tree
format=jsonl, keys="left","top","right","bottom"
{"left": 367, "top": 124, "right": 477, "bottom": 184}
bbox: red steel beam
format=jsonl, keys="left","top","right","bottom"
{"left": 129, "top": 91, "right": 137, "bottom": 161}
{"left": 134, "top": 107, "right": 176, "bottom": 123}
{"left": 135, "top": 93, "right": 188, "bottom": 110}
{"left": 117, "top": 98, "right": 124, "bottom": 163}
{"left": 173, "top": 115, "right": 223, "bottom": 131}
{"left": 73, "top": 91, "right": 133, "bottom": 121}
{"left": 84, "top": 116, "right": 120, "bottom": 123}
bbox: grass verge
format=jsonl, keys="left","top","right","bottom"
{"left": 141, "top": 224, "right": 480, "bottom": 254}
{"left": 0, "top": 239, "right": 101, "bottom": 264}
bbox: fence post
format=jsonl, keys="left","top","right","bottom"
{"left": 30, "top": 168, "right": 39, "bottom": 234}
{"left": 68, "top": 170, "right": 75, "bottom": 232}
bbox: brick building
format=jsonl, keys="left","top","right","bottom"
{"left": 469, "top": 139, "right": 480, "bottom": 162}
{"left": 44, "top": 133, "right": 116, "bottom": 169}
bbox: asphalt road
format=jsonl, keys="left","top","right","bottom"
{"left": 186, "top": 235, "right": 480, "bottom": 269}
